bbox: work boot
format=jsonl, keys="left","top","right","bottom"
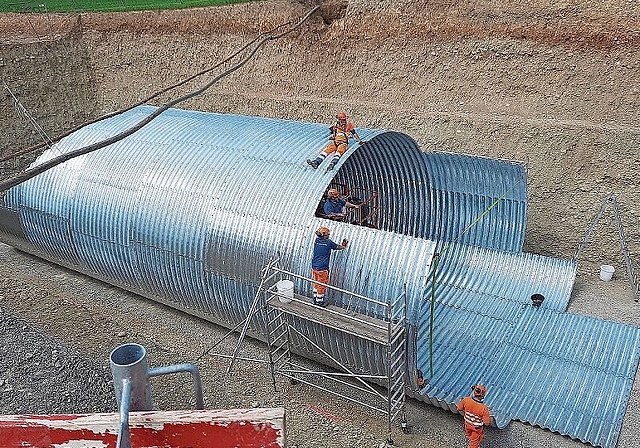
{"left": 306, "top": 159, "right": 320, "bottom": 169}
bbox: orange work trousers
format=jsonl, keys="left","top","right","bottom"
{"left": 463, "top": 424, "right": 485, "bottom": 448}
{"left": 312, "top": 269, "right": 329, "bottom": 298}
{"left": 321, "top": 141, "right": 348, "bottom": 158}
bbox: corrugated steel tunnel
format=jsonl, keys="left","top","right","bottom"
{"left": 1, "top": 106, "right": 639, "bottom": 448}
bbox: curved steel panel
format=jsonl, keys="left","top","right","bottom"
{"left": 424, "top": 152, "right": 527, "bottom": 252}
{"left": 416, "top": 245, "right": 640, "bottom": 448}
{"left": 1, "top": 106, "right": 638, "bottom": 448}
{"left": 337, "top": 139, "right": 528, "bottom": 252}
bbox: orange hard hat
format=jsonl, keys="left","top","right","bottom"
{"left": 327, "top": 188, "right": 340, "bottom": 198}
{"left": 337, "top": 111, "right": 347, "bottom": 120}
{"left": 473, "top": 384, "right": 487, "bottom": 399}
{"left": 316, "top": 227, "right": 331, "bottom": 238}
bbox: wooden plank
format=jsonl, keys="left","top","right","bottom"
{"left": 269, "top": 294, "right": 389, "bottom": 344}
{"left": 0, "top": 408, "right": 285, "bottom": 448}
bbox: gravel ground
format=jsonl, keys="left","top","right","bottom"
{"left": 1, "top": 242, "right": 639, "bottom": 448}
{"left": 0, "top": 308, "right": 116, "bottom": 415}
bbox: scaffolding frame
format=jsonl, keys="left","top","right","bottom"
{"left": 574, "top": 192, "right": 639, "bottom": 302}
{"left": 216, "top": 257, "right": 408, "bottom": 444}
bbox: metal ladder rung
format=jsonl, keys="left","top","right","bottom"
{"left": 389, "top": 343, "right": 405, "bottom": 359}
{"left": 266, "top": 309, "right": 281, "bottom": 321}
{"left": 269, "top": 333, "right": 288, "bottom": 348}
{"left": 390, "top": 397, "right": 404, "bottom": 411}
{"left": 272, "top": 338, "right": 289, "bottom": 355}
{"left": 389, "top": 367, "right": 405, "bottom": 381}
{"left": 257, "top": 260, "right": 409, "bottom": 444}
{"left": 268, "top": 318, "right": 287, "bottom": 335}
{"left": 271, "top": 349, "right": 290, "bottom": 366}
{"left": 389, "top": 356, "right": 405, "bottom": 372}
{"left": 391, "top": 321, "right": 405, "bottom": 333}
{"left": 390, "top": 389, "right": 405, "bottom": 404}
{"left": 390, "top": 407, "right": 404, "bottom": 421}
{"left": 390, "top": 376, "right": 405, "bottom": 391}
{"left": 389, "top": 330, "right": 405, "bottom": 345}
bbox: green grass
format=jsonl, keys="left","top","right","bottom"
{"left": 0, "top": 0, "right": 256, "bottom": 13}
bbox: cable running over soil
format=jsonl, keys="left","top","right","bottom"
{"left": 0, "top": 6, "right": 320, "bottom": 192}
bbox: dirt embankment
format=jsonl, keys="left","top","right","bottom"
{"left": 1, "top": 0, "right": 639, "bottom": 287}
{"left": 1, "top": 3, "right": 640, "bottom": 448}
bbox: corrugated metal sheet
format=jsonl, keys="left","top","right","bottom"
{"left": 424, "top": 151, "right": 528, "bottom": 252}
{"left": 490, "top": 308, "right": 640, "bottom": 448}
{"left": 417, "top": 245, "right": 640, "bottom": 447}
{"left": 335, "top": 134, "right": 528, "bottom": 252}
{"left": 429, "top": 243, "right": 577, "bottom": 312}
{"left": 1, "top": 105, "right": 638, "bottom": 448}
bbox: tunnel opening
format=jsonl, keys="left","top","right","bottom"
{"left": 328, "top": 132, "right": 431, "bottom": 239}
{"left": 314, "top": 182, "right": 379, "bottom": 229}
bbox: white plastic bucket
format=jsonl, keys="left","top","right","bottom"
{"left": 276, "top": 280, "right": 294, "bottom": 303}
{"left": 600, "top": 265, "right": 615, "bottom": 282}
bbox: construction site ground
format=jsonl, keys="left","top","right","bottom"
{"left": 0, "top": 1, "right": 639, "bottom": 447}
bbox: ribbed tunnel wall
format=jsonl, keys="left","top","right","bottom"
{"left": 1, "top": 106, "right": 639, "bottom": 448}
{"left": 0, "top": 105, "right": 530, "bottom": 324}
{"left": 336, "top": 133, "right": 528, "bottom": 252}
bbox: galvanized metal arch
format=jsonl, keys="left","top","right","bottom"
{"left": 1, "top": 106, "right": 639, "bottom": 448}
{"left": 0, "top": 105, "right": 529, "bottom": 319}
{"left": 336, "top": 134, "right": 528, "bottom": 252}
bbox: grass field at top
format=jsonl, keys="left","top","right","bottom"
{"left": 0, "top": 0, "right": 253, "bottom": 13}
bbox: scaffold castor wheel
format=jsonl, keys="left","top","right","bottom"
{"left": 401, "top": 419, "right": 409, "bottom": 434}
{"left": 386, "top": 436, "right": 394, "bottom": 445}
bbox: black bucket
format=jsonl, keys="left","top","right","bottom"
{"left": 531, "top": 294, "right": 545, "bottom": 307}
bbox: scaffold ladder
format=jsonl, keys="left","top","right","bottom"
{"left": 260, "top": 261, "right": 408, "bottom": 444}
{"left": 574, "top": 192, "right": 639, "bottom": 302}
{"left": 204, "top": 257, "right": 409, "bottom": 443}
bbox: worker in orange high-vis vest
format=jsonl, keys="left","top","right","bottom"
{"left": 307, "top": 111, "right": 364, "bottom": 172}
{"left": 457, "top": 384, "right": 491, "bottom": 448}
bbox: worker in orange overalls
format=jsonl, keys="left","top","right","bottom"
{"left": 311, "top": 226, "right": 348, "bottom": 306}
{"left": 457, "top": 383, "right": 491, "bottom": 448}
{"left": 307, "top": 111, "right": 364, "bottom": 172}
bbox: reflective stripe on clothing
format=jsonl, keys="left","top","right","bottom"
{"left": 457, "top": 396, "right": 490, "bottom": 425}
{"left": 321, "top": 141, "right": 348, "bottom": 157}
{"left": 331, "top": 121, "right": 355, "bottom": 145}
{"left": 464, "top": 412, "right": 484, "bottom": 427}
{"left": 457, "top": 395, "right": 490, "bottom": 428}
{"left": 458, "top": 395, "right": 490, "bottom": 448}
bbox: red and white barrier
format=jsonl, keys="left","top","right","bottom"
{"left": 0, "top": 408, "right": 285, "bottom": 447}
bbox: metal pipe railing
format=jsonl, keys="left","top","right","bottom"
{"left": 147, "top": 364, "right": 204, "bottom": 410}
{"left": 110, "top": 343, "right": 205, "bottom": 447}
{"left": 116, "top": 378, "right": 132, "bottom": 448}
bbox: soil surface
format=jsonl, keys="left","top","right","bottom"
{"left": 1, "top": 1, "right": 639, "bottom": 447}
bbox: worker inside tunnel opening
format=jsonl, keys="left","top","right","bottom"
{"left": 315, "top": 183, "right": 379, "bottom": 228}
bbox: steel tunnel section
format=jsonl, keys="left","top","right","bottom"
{"left": 1, "top": 106, "right": 638, "bottom": 448}
{"left": 0, "top": 104, "right": 534, "bottom": 404}
{"left": 0, "top": 105, "right": 529, "bottom": 331}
